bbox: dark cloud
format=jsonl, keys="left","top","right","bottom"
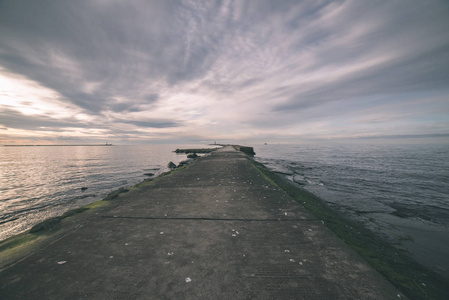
{"left": 108, "top": 94, "right": 159, "bottom": 113}
{"left": 119, "top": 120, "right": 179, "bottom": 128}
{"left": 0, "top": 0, "right": 448, "bottom": 142}
{"left": 0, "top": 108, "right": 180, "bottom": 134}
{"left": 0, "top": 0, "right": 180, "bottom": 113}
{"left": 0, "top": 109, "right": 84, "bottom": 131}
{"left": 274, "top": 1, "right": 449, "bottom": 112}
{"left": 275, "top": 45, "right": 449, "bottom": 112}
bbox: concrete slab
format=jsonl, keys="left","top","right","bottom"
{"left": 0, "top": 146, "right": 405, "bottom": 299}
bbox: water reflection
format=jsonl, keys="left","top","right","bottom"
{"left": 0, "top": 145, "right": 205, "bottom": 240}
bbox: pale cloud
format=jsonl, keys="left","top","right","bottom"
{"left": 0, "top": 0, "right": 448, "bottom": 144}
{"left": 0, "top": 69, "right": 83, "bottom": 119}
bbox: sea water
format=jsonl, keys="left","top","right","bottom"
{"left": 0, "top": 144, "right": 209, "bottom": 241}
{"left": 1, "top": 143, "right": 448, "bottom": 275}
{"left": 254, "top": 142, "right": 449, "bottom": 275}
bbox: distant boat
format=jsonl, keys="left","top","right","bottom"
{"left": 264, "top": 143, "right": 268, "bottom": 145}
{"left": 105, "top": 143, "right": 112, "bottom": 146}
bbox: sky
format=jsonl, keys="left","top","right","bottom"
{"left": 0, "top": 0, "right": 448, "bottom": 145}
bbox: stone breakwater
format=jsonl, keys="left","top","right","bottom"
{"left": 174, "top": 148, "right": 218, "bottom": 154}
{"left": 2, "top": 146, "right": 446, "bottom": 299}
{"left": 232, "top": 145, "right": 255, "bottom": 156}
{"left": 174, "top": 145, "right": 255, "bottom": 156}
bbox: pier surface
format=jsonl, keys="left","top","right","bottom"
{"left": 0, "top": 146, "right": 403, "bottom": 299}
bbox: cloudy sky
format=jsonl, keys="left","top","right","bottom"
{"left": 1, "top": 0, "right": 448, "bottom": 144}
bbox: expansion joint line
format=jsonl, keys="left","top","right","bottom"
{"left": 101, "top": 215, "right": 315, "bottom": 222}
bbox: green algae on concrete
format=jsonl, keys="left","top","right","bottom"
{"left": 0, "top": 146, "right": 405, "bottom": 299}
{"left": 29, "top": 207, "right": 90, "bottom": 233}
{"left": 0, "top": 233, "right": 47, "bottom": 273}
{"left": 247, "top": 158, "right": 449, "bottom": 300}
{"left": 0, "top": 201, "right": 112, "bottom": 272}
{"left": 1, "top": 145, "right": 446, "bottom": 299}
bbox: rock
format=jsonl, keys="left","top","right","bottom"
{"left": 104, "top": 187, "right": 130, "bottom": 200}
{"left": 167, "top": 161, "right": 177, "bottom": 169}
{"left": 187, "top": 153, "right": 198, "bottom": 159}
{"left": 73, "top": 194, "right": 97, "bottom": 200}
{"left": 177, "top": 159, "right": 191, "bottom": 167}
{"left": 293, "top": 174, "right": 306, "bottom": 184}
{"left": 29, "top": 217, "right": 62, "bottom": 233}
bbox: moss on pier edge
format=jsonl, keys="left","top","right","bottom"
{"left": 249, "top": 158, "right": 449, "bottom": 300}
{"left": 0, "top": 200, "right": 112, "bottom": 272}
{"left": 2, "top": 150, "right": 448, "bottom": 299}
{"left": 0, "top": 156, "right": 201, "bottom": 272}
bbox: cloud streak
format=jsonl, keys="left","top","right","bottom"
{"left": 0, "top": 0, "right": 448, "bottom": 144}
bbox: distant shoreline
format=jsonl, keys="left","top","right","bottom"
{"left": 2, "top": 144, "right": 113, "bottom": 147}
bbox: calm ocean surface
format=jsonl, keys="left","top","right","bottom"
{"left": 1, "top": 143, "right": 448, "bottom": 274}
{"left": 0, "top": 144, "right": 209, "bottom": 241}
{"left": 254, "top": 142, "right": 449, "bottom": 275}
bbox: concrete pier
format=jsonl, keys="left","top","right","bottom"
{"left": 0, "top": 146, "right": 404, "bottom": 299}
